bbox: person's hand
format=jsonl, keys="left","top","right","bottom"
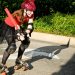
{"left": 15, "top": 25, "right": 20, "bottom": 30}
{"left": 25, "top": 30, "right": 30, "bottom": 34}
{"left": 17, "top": 33, "right": 25, "bottom": 41}
{"left": 16, "top": 29, "right": 24, "bottom": 41}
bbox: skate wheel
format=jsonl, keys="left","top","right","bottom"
{"left": 22, "top": 66, "right": 29, "bottom": 71}
{"left": 1, "top": 72, "right": 6, "bottom": 75}
{"left": 22, "top": 66, "right": 26, "bottom": 71}
{"left": 14, "top": 66, "right": 19, "bottom": 70}
{"left": 14, "top": 65, "right": 22, "bottom": 70}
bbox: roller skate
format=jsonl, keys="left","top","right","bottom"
{"left": 14, "top": 59, "right": 29, "bottom": 71}
{"left": 0, "top": 64, "right": 9, "bottom": 75}
{"left": 22, "top": 61, "right": 29, "bottom": 71}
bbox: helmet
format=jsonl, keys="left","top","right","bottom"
{"left": 21, "top": 2, "right": 36, "bottom": 11}
{"left": 24, "top": 0, "right": 35, "bottom": 3}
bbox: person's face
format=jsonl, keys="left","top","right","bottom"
{"left": 26, "top": 10, "right": 33, "bottom": 17}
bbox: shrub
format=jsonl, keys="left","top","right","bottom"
{"left": 34, "top": 12, "right": 75, "bottom": 37}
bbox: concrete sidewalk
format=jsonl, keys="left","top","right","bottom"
{"left": 31, "top": 32, "right": 75, "bottom": 47}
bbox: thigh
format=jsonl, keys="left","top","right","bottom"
{"left": 5, "top": 25, "right": 16, "bottom": 45}
{"left": 5, "top": 26, "right": 16, "bottom": 54}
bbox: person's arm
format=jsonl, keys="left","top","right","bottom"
{"left": 4, "top": 8, "right": 20, "bottom": 30}
{"left": 25, "top": 18, "right": 34, "bottom": 37}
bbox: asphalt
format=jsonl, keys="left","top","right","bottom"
{"left": 0, "top": 32, "right": 75, "bottom": 75}
{"left": 31, "top": 32, "right": 75, "bottom": 47}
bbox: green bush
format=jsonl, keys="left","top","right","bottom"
{"left": 34, "top": 12, "right": 75, "bottom": 37}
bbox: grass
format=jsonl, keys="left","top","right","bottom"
{"left": 34, "top": 12, "right": 75, "bottom": 37}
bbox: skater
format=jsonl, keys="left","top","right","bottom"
{"left": 0, "top": 0, "right": 36, "bottom": 73}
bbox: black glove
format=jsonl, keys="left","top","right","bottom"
{"left": 15, "top": 29, "right": 24, "bottom": 41}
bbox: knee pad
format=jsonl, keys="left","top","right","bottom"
{"left": 22, "top": 37, "right": 30, "bottom": 45}
{"left": 20, "top": 38, "right": 30, "bottom": 51}
{"left": 7, "top": 43, "right": 16, "bottom": 54}
{"left": 20, "top": 44, "right": 29, "bottom": 51}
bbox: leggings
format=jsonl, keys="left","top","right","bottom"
{"left": 1, "top": 22, "right": 30, "bottom": 64}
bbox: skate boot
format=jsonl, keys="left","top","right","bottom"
{"left": 14, "top": 59, "right": 23, "bottom": 70}
{"left": 0, "top": 64, "right": 9, "bottom": 73}
{"left": 14, "top": 59, "right": 29, "bottom": 71}
{"left": 22, "top": 61, "right": 29, "bottom": 71}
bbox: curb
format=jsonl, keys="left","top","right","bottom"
{"left": 31, "top": 32, "right": 75, "bottom": 47}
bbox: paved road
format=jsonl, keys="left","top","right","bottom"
{"left": 0, "top": 39, "right": 75, "bottom": 75}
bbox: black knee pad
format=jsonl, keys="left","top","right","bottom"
{"left": 7, "top": 43, "right": 16, "bottom": 54}
{"left": 20, "top": 37, "right": 30, "bottom": 51}
{"left": 20, "top": 44, "right": 29, "bottom": 52}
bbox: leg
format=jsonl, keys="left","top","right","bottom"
{"left": 2, "top": 25, "right": 16, "bottom": 65}
{"left": 17, "top": 37, "right": 30, "bottom": 62}
{"left": 0, "top": 22, "right": 6, "bottom": 44}
{"left": 0, "top": 25, "right": 16, "bottom": 73}
{"left": 14, "top": 37, "right": 30, "bottom": 70}
{"left": 0, "top": 42, "right": 16, "bottom": 73}
{"left": 2, "top": 43, "right": 16, "bottom": 64}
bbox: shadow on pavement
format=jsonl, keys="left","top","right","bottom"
{"left": 6, "top": 39, "right": 70, "bottom": 73}
{"left": 52, "top": 54, "right": 75, "bottom": 75}
{"left": 24, "top": 39, "right": 70, "bottom": 69}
